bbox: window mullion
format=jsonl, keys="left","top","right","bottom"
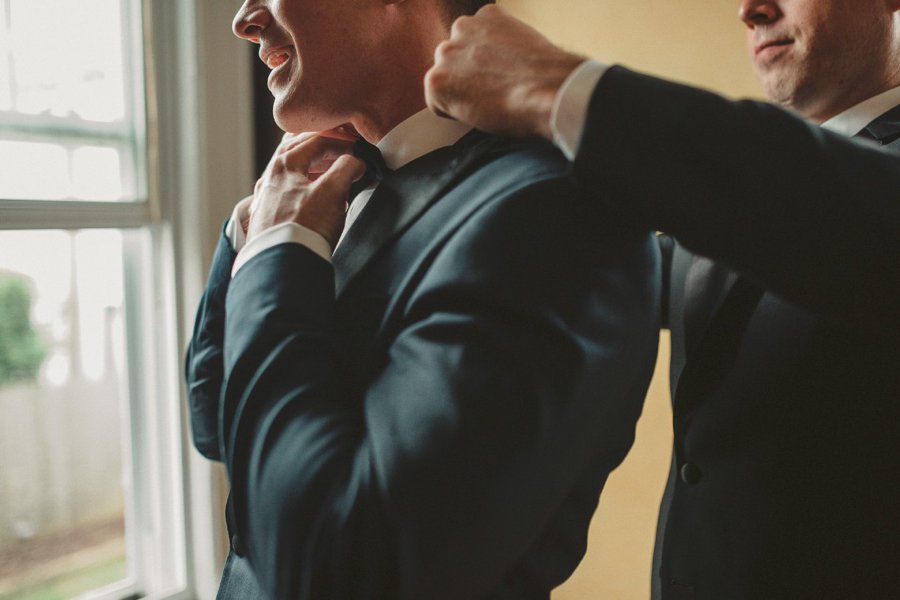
{"left": 0, "top": 199, "right": 152, "bottom": 230}
{"left": 0, "top": 112, "right": 133, "bottom": 143}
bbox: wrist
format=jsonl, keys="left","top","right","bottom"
{"left": 515, "top": 51, "right": 585, "bottom": 141}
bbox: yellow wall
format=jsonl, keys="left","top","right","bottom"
{"left": 553, "top": 335, "right": 671, "bottom": 600}
{"left": 503, "top": 0, "right": 764, "bottom": 99}
{"left": 495, "top": 2, "right": 764, "bottom": 598}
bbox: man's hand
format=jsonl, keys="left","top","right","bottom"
{"left": 236, "top": 128, "right": 360, "bottom": 237}
{"left": 246, "top": 134, "right": 365, "bottom": 249}
{"left": 425, "top": 5, "right": 584, "bottom": 140}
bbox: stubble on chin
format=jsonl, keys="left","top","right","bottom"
{"left": 273, "top": 93, "right": 310, "bottom": 134}
{"left": 760, "top": 73, "right": 795, "bottom": 108}
{"left": 755, "top": 52, "right": 810, "bottom": 113}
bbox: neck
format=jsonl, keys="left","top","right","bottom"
{"left": 347, "top": 9, "right": 449, "bottom": 143}
{"left": 350, "top": 91, "right": 428, "bottom": 144}
{"left": 803, "top": 75, "right": 900, "bottom": 124}
{"left": 804, "top": 23, "right": 900, "bottom": 123}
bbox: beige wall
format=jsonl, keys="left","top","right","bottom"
{"left": 552, "top": 335, "right": 671, "bottom": 600}
{"left": 503, "top": 0, "right": 764, "bottom": 99}
{"left": 495, "top": 2, "right": 764, "bottom": 598}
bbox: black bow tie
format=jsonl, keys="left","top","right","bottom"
{"left": 349, "top": 137, "right": 390, "bottom": 200}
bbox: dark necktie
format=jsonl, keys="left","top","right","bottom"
{"left": 349, "top": 137, "right": 390, "bottom": 200}
{"left": 858, "top": 103, "right": 900, "bottom": 145}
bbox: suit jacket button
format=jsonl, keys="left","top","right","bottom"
{"left": 231, "top": 533, "right": 246, "bottom": 557}
{"left": 680, "top": 462, "right": 702, "bottom": 485}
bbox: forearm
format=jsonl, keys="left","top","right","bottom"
{"left": 185, "top": 227, "right": 238, "bottom": 460}
{"left": 575, "top": 66, "right": 900, "bottom": 332}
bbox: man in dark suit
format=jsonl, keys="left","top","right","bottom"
{"left": 186, "top": 0, "right": 661, "bottom": 597}
{"left": 426, "top": 1, "right": 900, "bottom": 598}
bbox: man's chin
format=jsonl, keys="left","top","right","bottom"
{"left": 758, "top": 73, "right": 798, "bottom": 108}
{"left": 761, "top": 81, "right": 827, "bottom": 120}
{"left": 273, "top": 106, "right": 345, "bottom": 137}
{"left": 273, "top": 108, "right": 303, "bottom": 134}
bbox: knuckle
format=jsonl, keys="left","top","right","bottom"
{"left": 424, "top": 68, "right": 442, "bottom": 91}
{"left": 441, "top": 40, "right": 462, "bottom": 57}
{"left": 451, "top": 15, "right": 471, "bottom": 36}
{"left": 433, "top": 40, "right": 447, "bottom": 62}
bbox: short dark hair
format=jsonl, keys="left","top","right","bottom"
{"left": 443, "top": 0, "right": 495, "bottom": 20}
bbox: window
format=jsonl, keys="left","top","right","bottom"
{"left": 1, "top": 0, "right": 255, "bottom": 597}
{"left": 0, "top": 0, "right": 146, "bottom": 205}
{"left": 0, "top": 1, "right": 181, "bottom": 598}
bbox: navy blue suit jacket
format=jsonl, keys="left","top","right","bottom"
{"left": 575, "top": 67, "right": 900, "bottom": 599}
{"left": 187, "top": 132, "right": 660, "bottom": 599}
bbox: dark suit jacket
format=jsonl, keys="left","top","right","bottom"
{"left": 186, "top": 131, "right": 661, "bottom": 599}
{"left": 575, "top": 66, "right": 900, "bottom": 599}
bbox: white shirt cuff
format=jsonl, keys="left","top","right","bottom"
{"left": 224, "top": 217, "right": 246, "bottom": 254}
{"left": 231, "top": 222, "right": 333, "bottom": 278}
{"left": 550, "top": 59, "right": 609, "bottom": 161}
{"left": 224, "top": 196, "right": 252, "bottom": 251}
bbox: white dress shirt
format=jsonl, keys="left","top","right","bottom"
{"left": 550, "top": 60, "right": 900, "bottom": 159}
{"left": 820, "top": 84, "right": 900, "bottom": 136}
{"left": 228, "top": 109, "right": 471, "bottom": 277}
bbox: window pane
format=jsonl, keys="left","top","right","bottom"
{"left": 0, "top": 230, "right": 132, "bottom": 598}
{"left": 0, "top": 0, "right": 145, "bottom": 203}
{"left": 72, "top": 146, "right": 123, "bottom": 201}
{"left": 0, "top": 140, "right": 135, "bottom": 203}
{"left": 0, "top": 141, "right": 69, "bottom": 200}
{"left": 8, "top": 0, "right": 126, "bottom": 122}
{"left": 0, "top": 9, "right": 10, "bottom": 112}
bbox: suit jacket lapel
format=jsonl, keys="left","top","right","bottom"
{"left": 683, "top": 255, "right": 739, "bottom": 357}
{"left": 332, "top": 130, "right": 500, "bottom": 298}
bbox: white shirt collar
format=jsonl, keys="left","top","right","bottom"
{"left": 820, "top": 85, "right": 900, "bottom": 137}
{"left": 376, "top": 108, "right": 472, "bottom": 171}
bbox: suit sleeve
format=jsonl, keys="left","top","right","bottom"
{"left": 220, "top": 177, "right": 660, "bottom": 599}
{"left": 574, "top": 66, "right": 900, "bottom": 333}
{"left": 185, "top": 225, "right": 237, "bottom": 461}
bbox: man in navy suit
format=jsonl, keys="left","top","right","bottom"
{"left": 186, "top": 0, "right": 660, "bottom": 597}
{"left": 426, "top": 1, "right": 900, "bottom": 598}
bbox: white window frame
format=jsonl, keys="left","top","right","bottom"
{"left": 0, "top": 1, "right": 254, "bottom": 598}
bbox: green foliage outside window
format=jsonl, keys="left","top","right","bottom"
{"left": 0, "top": 274, "right": 47, "bottom": 386}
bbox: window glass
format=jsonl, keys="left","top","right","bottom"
{"left": 0, "top": 1, "right": 195, "bottom": 597}
{"left": 0, "top": 8, "right": 10, "bottom": 112}
{"left": 8, "top": 0, "right": 125, "bottom": 122}
{"left": 72, "top": 146, "right": 124, "bottom": 201}
{"left": 0, "top": 229, "right": 131, "bottom": 598}
{"left": 0, "top": 141, "right": 69, "bottom": 200}
{"left": 0, "top": 0, "right": 142, "bottom": 203}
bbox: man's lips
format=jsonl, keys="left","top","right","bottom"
{"left": 268, "top": 53, "right": 289, "bottom": 68}
{"left": 755, "top": 38, "right": 793, "bottom": 56}
{"left": 260, "top": 46, "right": 292, "bottom": 70}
